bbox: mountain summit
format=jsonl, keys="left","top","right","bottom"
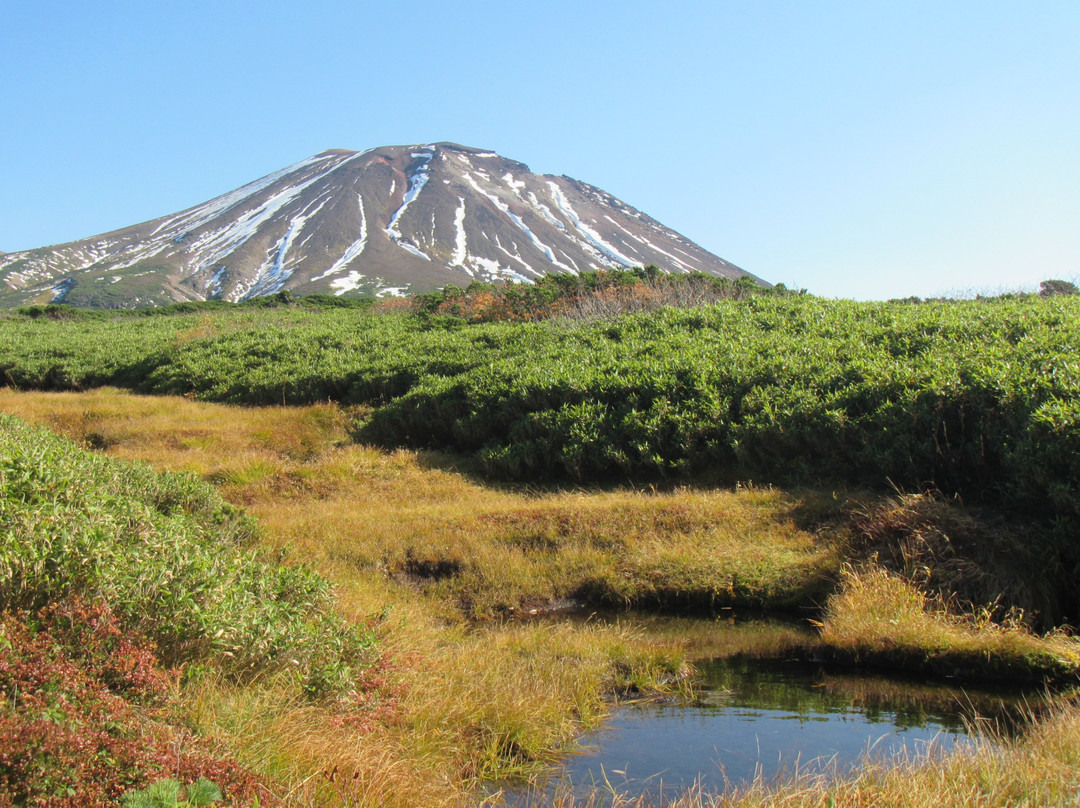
{"left": 0, "top": 143, "right": 760, "bottom": 308}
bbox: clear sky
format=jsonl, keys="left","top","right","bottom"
{"left": 2, "top": 0, "right": 1078, "bottom": 300}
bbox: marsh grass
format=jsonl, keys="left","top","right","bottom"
{"left": 846, "top": 491, "right": 1067, "bottom": 625}
{"left": 0, "top": 389, "right": 840, "bottom": 622}
{"left": 0, "top": 390, "right": 723, "bottom": 803}
{"left": 820, "top": 566, "right": 1080, "bottom": 682}
{"left": 4, "top": 388, "right": 1078, "bottom": 806}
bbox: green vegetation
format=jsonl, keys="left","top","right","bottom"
{"left": 121, "top": 778, "right": 224, "bottom": 808}
{"left": 2, "top": 279, "right": 1080, "bottom": 806}
{"left": 2, "top": 291, "right": 1077, "bottom": 510}
{"left": 0, "top": 413, "right": 376, "bottom": 694}
{"left": 3, "top": 286, "right": 1077, "bottom": 616}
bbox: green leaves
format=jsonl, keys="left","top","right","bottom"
{"left": 2, "top": 295, "right": 1078, "bottom": 516}
{"left": 1, "top": 415, "right": 376, "bottom": 696}
{"left": 121, "top": 778, "right": 223, "bottom": 808}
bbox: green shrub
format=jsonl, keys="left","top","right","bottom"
{"left": 1, "top": 295, "right": 1077, "bottom": 521}
{"left": 0, "top": 415, "right": 376, "bottom": 693}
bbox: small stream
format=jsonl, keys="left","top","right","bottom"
{"left": 498, "top": 613, "right": 1040, "bottom": 804}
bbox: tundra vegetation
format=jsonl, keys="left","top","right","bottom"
{"left": 1, "top": 270, "right": 1078, "bottom": 806}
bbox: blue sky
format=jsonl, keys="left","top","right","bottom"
{"left": 2, "top": 0, "right": 1077, "bottom": 299}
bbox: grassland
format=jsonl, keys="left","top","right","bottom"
{"left": 2, "top": 290, "right": 1077, "bottom": 616}
{"left": 2, "top": 286, "right": 1079, "bottom": 805}
{"left": 2, "top": 387, "right": 1079, "bottom": 806}
{"left": 0, "top": 391, "right": 702, "bottom": 806}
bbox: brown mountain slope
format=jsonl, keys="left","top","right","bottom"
{"left": 0, "top": 143, "right": 762, "bottom": 308}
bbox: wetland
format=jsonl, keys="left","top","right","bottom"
{"left": 2, "top": 290, "right": 1079, "bottom": 806}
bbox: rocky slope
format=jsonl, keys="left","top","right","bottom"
{"left": 0, "top": 143, "right": 761, "bottom": 307}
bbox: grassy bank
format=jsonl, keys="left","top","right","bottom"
{"left": 0, "top": 413, "right": 381, "bottom": 805}
{"left": 3, "top": 386, "right": 1079, "bottom": 805}
{"left": 819, "top": 566, "right": 1080, "bottom": 683}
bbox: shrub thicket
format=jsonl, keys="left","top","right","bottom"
{"left": 411, "top": 266, "right": 779, "bottom": 322}
{"left": 1, "top": 293, "right": 1077, "bottom": 522}
{"left": 0, "top": 414, "right": 376, "bottom": 695}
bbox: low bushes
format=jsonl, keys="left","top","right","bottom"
{"left": 2, "top": 295, "right": 1078, "bottom": 523}
{"left": 0, "top": 414, "right": 376, "bottom": 695}
{"left": 0, "top": 603, "right": 273, "bottom": 808}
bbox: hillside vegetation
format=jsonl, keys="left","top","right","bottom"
{"left": 2, "top": 277, "right": 1080, "bottom": 805}
{"left": 3, "top": 288, "right": 1077, "bottom": 506}
{"left": 3, "top": 284, "right": 1078, "bottom": 604}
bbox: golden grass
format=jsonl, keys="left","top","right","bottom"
{"left": 2, "top": 388, "right": 819, "bottom": 804}
{"left": 6, "top": 388, "right": 1075, "bottom": 807}
{"left": 0, "top": 388, "right": 838, "bottom": 622}
{"left": 820, "top": 566, "right": 1080, "bottom": 681}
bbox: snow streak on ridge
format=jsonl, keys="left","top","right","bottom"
{"left": 451, "top": 198, "right": 468, "bottom": 267}
{"left": 463, "top": 174, "right": 574, "bottom": 275}
{"left": 386, "top": 149, "right": 434, "bottom": 255}
{"left": 163, "top": 153, "right": 332, "bottom": 239}
{"left": 194, "top": 151, "right": 363, "bottom": 274}
{"left": 241, "top": 192, "right": 334, "bottom": 299}
{"left": 547, "top": 181, "right": 636, "bottom": 267}
{"left": 313, "top": 193, "right": 369, "bottom": 281}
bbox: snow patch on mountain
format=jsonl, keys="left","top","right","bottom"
{"left": 164, "top": 153, "right": 333, "bottom": 239}
{"left": 547, "top": 181, "right": 636, "bottom": 268}
{"left": 205, "top": 266, "right": 227, "bottom": 294}
{"left": 330, "top": 270, "right": 366, "bottom": 295}
{"left": 313, "top": 194, "right": 369, "bottom": 281}
{"left": 603, "top": 214, "right": 693, "bottom": 272}
{"left": 386, "top": 150, "right": 434, "bottom": 257}
{"left": 451, "top": 198, "right": 468, "bottom": 267}
{"left": 463, "top": 174, "right": 574, "bottom": 273}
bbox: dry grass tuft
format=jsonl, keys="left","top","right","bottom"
{"left": 820, "top": 565, "right": 1080, "bottom": 681}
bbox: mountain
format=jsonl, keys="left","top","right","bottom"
{"left": 0, "top": 143, "right": 762, "bottom": 308}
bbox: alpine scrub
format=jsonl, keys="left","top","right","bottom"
{"left": 2, "top": 293, "right": 1077, "bottom": 518}
{"left": 0, "top": 414, "right": 376, "bottom": 695}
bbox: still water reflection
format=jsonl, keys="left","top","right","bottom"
{"left": 507, "top": 615, "right": 1035, "bottom": 802}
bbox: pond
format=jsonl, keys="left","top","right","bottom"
{"left": 497, "top": 613, "right": 1038, "bottom": 804}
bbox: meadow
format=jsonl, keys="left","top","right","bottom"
{"left": 2, "top": 281, "right": 1079, "bottom": 806}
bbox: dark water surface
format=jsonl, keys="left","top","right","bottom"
{"left": 500, "top": 614, "right": 1036, "bottom": 803}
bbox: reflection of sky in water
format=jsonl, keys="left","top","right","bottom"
{"left": 538, "top": 656, "right": 1026, "bottom": 799}
{"left": 563, "top": 701, "right": 955, "bottom": 794}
